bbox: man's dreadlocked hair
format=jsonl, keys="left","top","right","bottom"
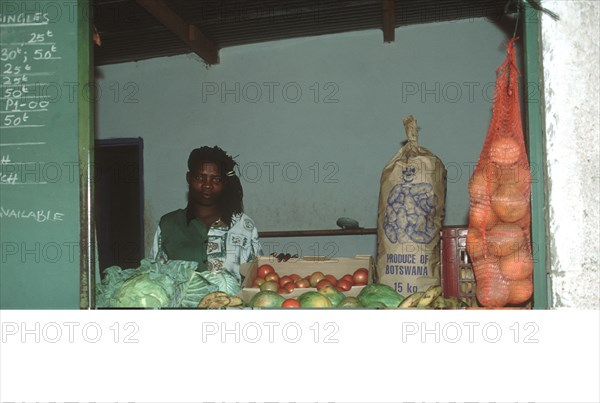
{"left": 187, "top": 146, "right": 244, "bottom": 227}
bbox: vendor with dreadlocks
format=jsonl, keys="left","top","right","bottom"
{"left": 150, "top": 146, "right": 262, "bottom": 283}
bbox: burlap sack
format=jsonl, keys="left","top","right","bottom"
{"left": 376, "top": 116, "right": 446, "bottom": 297}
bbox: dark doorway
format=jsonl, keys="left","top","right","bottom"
{"left": 94, "top": 138, "right": 144, "bottom": 273}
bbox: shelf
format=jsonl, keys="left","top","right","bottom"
{"left": 259, "top": 228, "right": 377, "bottom": 238}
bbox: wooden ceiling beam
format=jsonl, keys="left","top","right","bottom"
{"left": 382, "top": 0, "right": 395, "bottom": 42}
{"left": 135, "top": 0, "right": 219, "bottom": 64}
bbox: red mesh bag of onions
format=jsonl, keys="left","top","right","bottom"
{"left": 466, "top": 38, "right": 533, "bottom": 308}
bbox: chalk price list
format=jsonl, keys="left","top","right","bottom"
{"left": 1, "top": 30, "right": 58, "bottom": 128}
{"left": 1, "top": 13, "right": 59, "bottom": 187}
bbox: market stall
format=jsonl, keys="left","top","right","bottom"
{"left": 1, "top": 0, "right": 551, "bottom": 309}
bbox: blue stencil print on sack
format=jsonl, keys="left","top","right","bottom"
{"left": 384, "top": 166, "right": 438, "bottom": 244}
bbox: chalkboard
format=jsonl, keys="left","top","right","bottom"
{"left": 0, "top": 1, "right": 92, "bottom": 308}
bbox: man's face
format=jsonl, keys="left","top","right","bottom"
{"left": 187, "top": 161, "right": 224, "bottom": 207}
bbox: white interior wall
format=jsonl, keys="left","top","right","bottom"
{"left": 541, "top": 1, "right": 600, "bottom": 308}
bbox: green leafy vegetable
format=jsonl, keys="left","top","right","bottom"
{"left": 180, "top": 272, "right": 218, "bottom": 308}
{"left": 97, "top": 259, "right": 217, "bottom": 308}
{"left": 112, "top": 272, "right": 171, "bottom": 308}
{"left": 199, "top": 270, "right": 241, "bottom": 295}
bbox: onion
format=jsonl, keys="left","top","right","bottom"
{"left": 486, "top": 223, "right": 525, "bottom": 257}
{"left": 491, "top": 184, "right": 529, "bottom": 223}
{"left": 499, "top": 162, "right": 531, "bottom": 190}
{"left": 490, "top": 136, "right": 521, "bottom": 166}
{"left": 514, "top": 212, "right": 531, "bottom": 230}
{"left": 500, "top": 246, "right": 533, "bottom": 281}
{"left": 476, "top": 270, "right": 510, "bottom": 307}
{"left": 507, "top": 279, "right": 533, "bottom": 305}
{"left": 472, "top": 256, "right": 500, "bottom": 281}
{"left": 468, "top": 164, "right": 499, "bottom": 203}
{"left": 469, "top": 201, "right": 499, "bottom": 230}
{"left": 466, "top": 227, "right": 485, "bottom": 261}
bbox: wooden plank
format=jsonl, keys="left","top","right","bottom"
{"left": 522, "top": 2, "right": 550, "bottom": 309}
{"left": 259, "top": 228, "right": 378, "bottom": 238}
{"left": 382, "top": 0, "right": 395, "bottom": 42}
{"left": 136, "top": 0, "right": 219, "bottom": 65}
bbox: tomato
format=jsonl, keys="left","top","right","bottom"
{"left": 336, "top": 279, "right": 352, "bottom": 291}
{"left": 283, "top": 282, "right": 296, "bottom": 293}
{"left": 295, "top": 278, "right": 310, "bottom": 288}
{"left": 257, "top": 264, "right": 275, "bottom": 279}
{"left": 324, "top": 274, "right": 337, "bottom": 286}
{"left": 353, "top": 268, "right": 369, "bottom": 285}
{"left": 309, "top": 271, "right": 325, "bottom": 287}
{"left": 279, "top": 275, "right": 293, "bottom": 287}
{"left": 260, "top": 281, "right": 279, "bottom": 292}
{"left": 316, "top": 279, "right": 334, "bottom": 290}
{"left": 289, "top": 274, "right": 301, "bottom": 282}
{"left": 282, "top": 299, "right": 301, "bottom": 308}
{"left": 277, "top": 287, "right": 289, "bottom": 295}
{"left": 252, "top": 277, "right": 266, "bottom": 288}
{"left": 341, "top": 274, "right": 354, "bottom": 285}
{"left": 265, "top": 272, "right": 280, "bottom": 284}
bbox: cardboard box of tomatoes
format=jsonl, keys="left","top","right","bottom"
{"left": 239, "top": 255, "right": 375, "bottom": 303}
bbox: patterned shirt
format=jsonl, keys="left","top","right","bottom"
{"left": 150, "top": 211, "right": 262, "bottom": 283}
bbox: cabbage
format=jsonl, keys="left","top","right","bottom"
{"left": 97, "top": 259, "right": 217, "bottom": 308}
{"left": 179, "top": 272, "right": 218, "bottom": 308}
{"left": 199, "top": 270, "right": 241, "bottom": 295}
{"left": 112, "top": 273, "right": 171, "bottom": 308}
{"left": 97, "top": 259, "right": 243, "bottom": 308}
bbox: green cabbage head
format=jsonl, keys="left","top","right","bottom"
{"left": 112, "top": 272, "right": 171, "bottom": 308}
{"left": 96, "top": 259, "right": 220, "bottom": 308}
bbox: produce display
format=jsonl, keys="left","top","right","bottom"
{"left": 249, "top": 283, "right": 405, "bottom": 309}
{"left": 250, "top": 264, "right": 370, "bottom": 295}
{"left": 246, "top": 282, "right": 465, "bottom": 309}
{"left": 466, "top": 38, "right": 533, "bottom": 307}
{"left": 97, "top": 259, "right": 240, "bottom": 308}
{"left": 97, "top": 258, "right": 471, "bottom": 309}
{"left": 242, "top": 260, "right": 472, "bottom": 309}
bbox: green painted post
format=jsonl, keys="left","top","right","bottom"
{"left": 78, "top": 0, "right": 95, "bottom": 309}
{"left": 522, "top": 2, "right": 550, "bottom": 309}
